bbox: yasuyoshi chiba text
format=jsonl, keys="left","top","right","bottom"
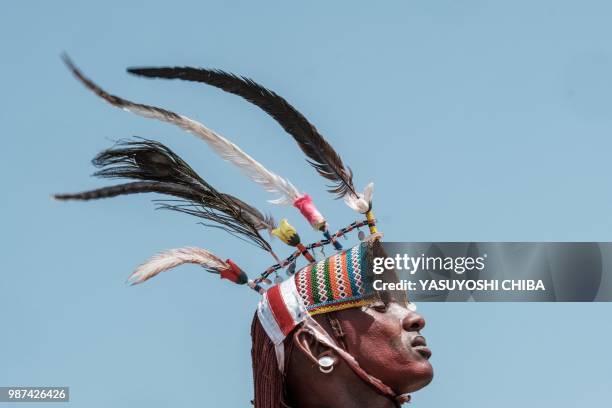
{"left": 373, "top": 279, "right": 546, "bottom": 292}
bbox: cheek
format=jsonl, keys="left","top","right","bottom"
{"left": 344, "top": 311, "right": 407, "bottom": 368}
{"left": 361, "top": 310, "right": 407, "bottom": 352}
{"left": 363, "top": 317, "right": 410, "bottom": 363}
{"left": 344, "top": 312, "right": 433, "bottom": 391}
{"left": 358, "top": 329, "right": 433, "bottom": 392}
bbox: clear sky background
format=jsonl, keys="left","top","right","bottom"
{"left": 2, "top": 1, "right": 612, "bottom": 406}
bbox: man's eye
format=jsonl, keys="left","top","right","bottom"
{"left": 370, "top": 303, "right": 388, "bottom": 313}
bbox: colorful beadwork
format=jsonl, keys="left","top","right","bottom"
{"left": 294, "top": 242, "right": 375, "bottom": 315}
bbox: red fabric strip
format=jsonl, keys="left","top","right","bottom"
{"left": 266, "top": 285, "right": 296, "bottom": 336}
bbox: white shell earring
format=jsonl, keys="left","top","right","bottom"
{"left": 318, "top": 356, "right": 335, "bottom": 374}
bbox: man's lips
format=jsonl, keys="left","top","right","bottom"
{"left": 411, "top": 336, "right": 432, "bottom": 359}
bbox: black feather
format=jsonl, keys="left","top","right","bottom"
{"left": 126, "top": 67, "right": 358, "bottom": 198}
{"left": 92, "top": 138, "right": 206, "bottom": 187}
{"left": 55, "top": 138, "right": 273, "bottom": 252}
{"left": 222, "top": 194, "right": 275, "bottom": 233}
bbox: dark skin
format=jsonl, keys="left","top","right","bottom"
{"left": 285, "top": 301, "right": 433, "bottom": 408}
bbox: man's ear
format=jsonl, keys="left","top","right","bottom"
{"left": 293, "top": 327, "right": 339, "bottom": 369}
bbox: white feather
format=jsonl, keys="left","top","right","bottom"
{"left": 123, "top": 107, "right": 301, "bottom": 205}
{"left": 344, "top": 182, "right": 374, "bottom": 213}
{"left": 127, "top": 247, "right": 228, "bottom": 285}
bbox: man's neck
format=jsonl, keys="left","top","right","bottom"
{"left": 286, "top": 361, "right": 398, "bottom": 408}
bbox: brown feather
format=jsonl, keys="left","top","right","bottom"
{"left": 126, "top": 66, "right": 358, "bottom": 198}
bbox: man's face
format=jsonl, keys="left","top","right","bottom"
{"left": 335, "top": 300, "right": 434, "bottom": 394}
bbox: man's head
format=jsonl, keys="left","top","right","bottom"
{"left": 251, "top": 240, "right": 433, "bottom": 407}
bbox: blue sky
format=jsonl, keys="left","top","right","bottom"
{"left": 2, "top": 1, "right": 612, "bottom": 406}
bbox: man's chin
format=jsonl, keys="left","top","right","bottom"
{"left": 401, "top": 362, "right": 434, "bottom": 393}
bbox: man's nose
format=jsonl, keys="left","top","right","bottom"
{"left": 402, "top": 311, "right": 426, "bottom": 332}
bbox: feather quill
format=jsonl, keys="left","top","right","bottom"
{"left": 125, "top": 66, "right": 362, "bottom": 202}
{"left": 54, "top": 180, "right": 201, "bottom": 201}
{"left": 62, "top": 55, "right": 300, "bottom": 206}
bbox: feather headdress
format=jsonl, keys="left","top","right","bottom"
{"left": 54, "top": 138, "right": 274, "bottom": 252}
{"left": 63, "top": 55, "right": 343, "bottom": 248}
{"left": 125, "top": 66, "right": 373, "bottom": 213}
{"left": 127, "top": 247, "right": 248, "bottom": 286}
